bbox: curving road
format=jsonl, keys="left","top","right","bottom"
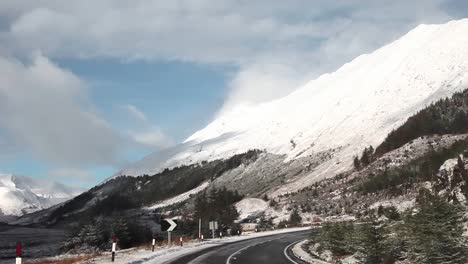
{"left": 162, "top": 230, "right": 310, "bottom": 264}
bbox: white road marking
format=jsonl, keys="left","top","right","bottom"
{"left": 225, "top": 238, "right": 276, "bottom": 264}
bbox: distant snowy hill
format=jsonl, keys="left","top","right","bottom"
{"left": 0, "top": 174, "right": 82, "bottom": 217}
{"left": 115, "top": 19, "right": 468, "bottom": 195}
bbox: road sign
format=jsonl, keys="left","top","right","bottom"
{"left": 161, "top": 219, "right": 178, "bottom": 232}
{"left": 209, "top": 221, "right": 218, "bottom": 230}
{"left": 209, "top": 221, "right": 218, "bottom": 239}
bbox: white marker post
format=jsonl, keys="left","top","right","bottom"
{"left": 15, "top": 242, "right": 22, "bottom": 264}
{"left": 198, "top": 218, "right": 201, "bottom": 240}
{"left": 179, "top": 237, "right": 183, "bottom": 247}
{"left": 168, "top": 231, "right": 171, "bottom": 247}
{"left": 152, "top": 234, "right": 156, "bottom": 252}
{"left": 111, "top": 236, "right": 117, "bottom": 262}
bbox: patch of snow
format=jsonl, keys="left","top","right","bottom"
{"left": 145, "top": 182, "right": 209, "bottom": 210}
{"left": 292, "top": 239, "right": 329, "bottom": 264}
{"left": 235, "top": 198, "right": 269, "bottom": 220}
{"left": 370, "top": 198, "right": 415, "bottom": 212}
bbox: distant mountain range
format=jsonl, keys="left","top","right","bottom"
{"left": 0, "top": 173, "right": 83, "bottom": 218}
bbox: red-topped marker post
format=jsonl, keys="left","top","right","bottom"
{"left": 111, "top": 236, "right": 117, "bottom": 262}
{"left": 16, "top": 242, "right": 22, "bottom": 264}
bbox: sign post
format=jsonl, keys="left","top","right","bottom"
{"left": 161, "top": 219, "right": 178, "bottom": 248}
{"left": 16, "top": 242, "right": 22, "bottom": 264}
{"left": 198, "top": 218, "right": 201, "bottom": 240}
{"left": 168, "top": 231, "right": 171, "bottom": 247}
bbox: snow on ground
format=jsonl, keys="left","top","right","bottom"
{"left": 144, "top": 182, "right": 209, "bottom": 210}
{"left": 235, "top": 198, "right": 269, "bottom": 220}
{"left": 79, "top": 227, "right": 311, "bottom": 264}
{"left": 370, "top": 197, "right": 415, "bottom": 212}
{"left": 291, "top": 239, "right": 328, "bottom": 264}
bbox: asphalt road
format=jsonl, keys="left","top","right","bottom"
{"left": 164, "top": 230, "right": 310, "bottom": 264}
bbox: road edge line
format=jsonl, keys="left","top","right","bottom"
{"left": 284, "top": 239, "right": 305, "bottom": 264}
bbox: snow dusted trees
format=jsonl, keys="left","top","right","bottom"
{"left": 376, "top": 89, "right": 468, "bottom": 156}
{"left": 62, "top": 217, "right": 151, "bottom": 253}
{"left": 405, "top": 189, "right": 468, "bottom": 264}
{"left": 289, "top": 208, "right": 302, "bottom": 226}
{"left": 193, "top": 187, "right": 242, "bottom": 234}
{"left": 312, "top": 189, "right": 468, "bottom": 264}
{"left": 353, "top": 146, "right": 375, "bottom": 170}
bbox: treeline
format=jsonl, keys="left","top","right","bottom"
{"left": 62, "top": 217, "right": 152, "bottom": 253}
{"left": 354, "top": 146, "right": 376, "bottom": 170}
{"left": 356, "top": 139, "right": 468, "bottom": 195}
{"left": 313, "top": 189, "right": 468, "bottom": 264}
{"left": 376, "top": 89, "right": 468, "bottom": 156}
{"left": 49, "top": 150, "right": 261, "bottom": 225}
{"left": 192, "top": 187, "right": 243, "bottom": 236}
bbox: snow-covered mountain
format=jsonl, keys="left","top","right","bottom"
{"left": 115, "top": 19, "right": 468, "bottom": 195}
{"left": 0, "top": 174, "right": 82, "bottom": 217}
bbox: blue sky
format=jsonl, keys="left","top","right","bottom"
{"left": 0, "top": 0, "right": 467, "bottom": 188}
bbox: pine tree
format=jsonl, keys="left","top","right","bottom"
{"left": 405, "top": 189, "right": 468, "bottom": 264}
{"left": 112, "top": 217, "right": 131, "bottom": 249}
{"left": 354, "top": 156, "right": 361, "bottom": 171}
{"left": 289, "top": 208, "right": 302, "bottom": 226}
{"left": 355, "top": 220, "right": 389, "bottom": 264}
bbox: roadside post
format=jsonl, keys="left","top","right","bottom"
{"left": 152, "top": 234, "right": 156, "bottom": 252}
{"left": 161, "top": 219, "right": 178, "bottom": 248}
{"left": 179, "top": 237, "right": 183, "bottom": 247}
{"left": 198, "top": 218, "right": 202, "bottom": 240}
{"left": 111, "top": 236, "right": 117, "bottom": 262}
{"left": 15, "top": 242, "right": 22, "bottom": 264}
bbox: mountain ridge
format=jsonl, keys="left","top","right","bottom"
{"left": 114, "top": 19, "right": 468, "bottom": 197}
{"left": 0, "top": 173, "right": 82, "bottom": 217}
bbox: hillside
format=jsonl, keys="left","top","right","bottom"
{"left": 116, "top": 19, "right": 468, "bottom": 197}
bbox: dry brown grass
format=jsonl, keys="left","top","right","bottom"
{"left": 24, "top": 254, "right": 99, "bottom": 264}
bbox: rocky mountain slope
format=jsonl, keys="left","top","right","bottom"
{"left": 116, "top": 19, "right": 468, "bottom": 197}
{"left": 0, "top": 174, "right": 82, "bottom": 218}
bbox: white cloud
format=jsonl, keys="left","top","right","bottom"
{"left": 121, "top": 104, "right": 174, "bottom": 149}
{"left": 0, "top": 0, "right": 459, "bottom": 133}
{"left": 0, "top": 0, "right": 452, "bottom": 112}
{"left": 49, "top": 167, "right": 92, "bottom": 179}
{"left": 0, "top": 53, "right": 124, "bottom": 167}
{"left": 131, "top": 129, "right": 174, "bottom": 149}
{"left": 123, "top": 104, "right": 148, "bottom": 123}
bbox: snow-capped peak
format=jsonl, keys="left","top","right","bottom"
{"left": 116, "top": 19, "right": 468, "bottom": 194}
{"left": 0, "top": 173, "right": 82, "bottom": 217}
